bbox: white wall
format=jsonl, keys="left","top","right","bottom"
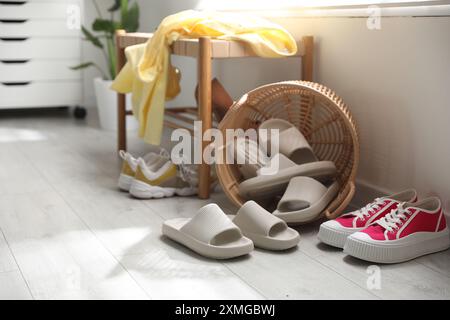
{"left": 250, "top": 17, "right": 450, "bottom": 210}
{"left": 138, "top": 0, "right": 217, "bottom": 109}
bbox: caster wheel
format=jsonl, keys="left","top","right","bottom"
{"left": 73, "top": 106, "right": 87, "bottom": 119}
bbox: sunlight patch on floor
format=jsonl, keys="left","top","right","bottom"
{"left": 0, "top": 128, "right": 48, "bottom": 143}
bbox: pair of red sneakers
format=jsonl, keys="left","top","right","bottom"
{"left": 318, "top": 189, "right": 450, "bottom": 263}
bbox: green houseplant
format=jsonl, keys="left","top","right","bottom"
{"left": 72, "top": 0, "right": 140, "bottom": 79}
{"left": 74, "top": 0, "right": 140, "bottom": 131}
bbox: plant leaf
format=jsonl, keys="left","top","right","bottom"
{"left": 70, "top": 62, "right": 95, "bottom": 70}
{"left": 121, "top": 0, "right": 128, "bottom": 23}
{"left": 122, "top": 2, "right": 139, "bottom": 32}
{"left": 106, "top": 38, "right": 117, "bottom": 79}
{"left": 81, "top": 26, "right": 103, "bottom": 49}
{"left": 92, "top": 18, "right": 120, "bottom": 34}
{"left": 108, "top": 0, "right": 121, "bottom": 12}
{"left": 70, "top": 62, "right": 108, "bottom": 79}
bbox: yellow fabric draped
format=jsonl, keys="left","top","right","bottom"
{"left": 111, "top": 10, "right": 297, "bottom": 145}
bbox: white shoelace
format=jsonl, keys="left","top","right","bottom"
{"left": 173, "top": 151, "right": 197, "bottom": 187}
{"left": 352, "top": 197, "right": 385, "bottom": 220}
{"left": 377, "top": 205, "right": 411, "bottom": 232}
{"left": 178, "top": 163, "right": 198, "bottom": 187}
{"left": 119, "top": 150, "right": 129, "bottom": 160}
{"left": 158, "top": 148, "right": 170, "bottom": 159}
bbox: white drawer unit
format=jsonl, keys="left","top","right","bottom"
{"left": 0, "top": 0, "right": 84, "bottom": 115}
{"left": 0, "top": 82, "right": 82, "bottom": 108}
{"left": 0, "top": 1, "right": 79, "bottom": 20}
{"left": 0, "top": 60, "right": 81, "bottom": 82}
{"left": 0, "top": 20, "right": 80, "bottom": 38}
{"left": 0, "top": 38, "right": 81, "bottom": 60}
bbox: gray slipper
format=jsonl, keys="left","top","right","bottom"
{"left": 238, "top": 153, "right": 336, "bottom": 200}
{"left": 273, "top": 176, "right": 339, "bottom": 224}
{"left": 227, "top": 137, "right": 269, "bottom": 180}
{"left": 162, "top": 204, "right": 254, "bottom": 259}
{"left": 238, "top": 118, "right": 336, "bottom": 200}
{"left": 259, "top": 118, "right": 317, "bottom": 164}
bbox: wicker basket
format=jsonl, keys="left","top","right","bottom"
{"left": 216, "top": 81, "right": 359, "bottom": 219}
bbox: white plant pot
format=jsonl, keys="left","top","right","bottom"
{"left": 93, "top": 77, "right": 139, "bottom": 131}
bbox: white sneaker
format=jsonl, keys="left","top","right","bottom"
{"left": 118, "top": 149, "right": 168, "bottom": 191}
{"left": 129, "top": 157, "right": 198, "bottom": 199}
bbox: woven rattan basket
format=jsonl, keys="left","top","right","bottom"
{"left": 216, "top": 81, "right": 359, "bottom": 219}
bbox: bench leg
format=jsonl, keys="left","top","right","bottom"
{"left": 116, "top": 30, "right": 127, "bottom": 152}
{"left": 118, "top": 92, "right": 127, "bottom": 152}
{"left": 197, "top": 37, "right": 212, "bottom": 199}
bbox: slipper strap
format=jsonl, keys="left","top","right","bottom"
{"left": 234, "top": 201, "right": 286, "bottom": 236}
{"left": 260, "top": 125, "right": 316, "bottom": 160}
{"left": 278, "top": 127, "right": 315, "bottom": 159}
{"left": 277, "top": 177, "right": 329, "bottom": 212}
{"left": 180, "top": 204, "right": 242, "bottom": 244}
{"left": 229, "top": 138, "right": 269, "bottom": 179}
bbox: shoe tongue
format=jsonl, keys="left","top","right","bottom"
{"left": 396, "top": 201, "right": 410, "bottom": 210}
{"left": 371, "top": 224, "right": 387, "bottom": 233}
{"left": 384, "top": 196, "right": 400, "bottom": 203}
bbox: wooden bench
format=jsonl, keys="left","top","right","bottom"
{"left": 115, "top": 31, "right": 314, "bottom": 199}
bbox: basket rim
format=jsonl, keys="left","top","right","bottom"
{"left": 216, "top": 80, "right": 360, "bottom": 212}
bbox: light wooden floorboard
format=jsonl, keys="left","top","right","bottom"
{"left": 226, "top": 249, "right": 378, "bottom": 300}
{"left": 0, "top": 109, "right": 449, "bottom": 300}
{"left": 297, "top": 221, "right": 450, "bottom": 299}
{"left": 0, "top": 144, "right": 53, "bottom": 196}
{"left": 0, "top": 271, "right": 33, "bottom": 300}
{"left": 119, "top": 251, "right": 264, "bottom": 300}
{"left": 6, "top": 114, "right": 262, "bottom": 300}
{"left": 0, "top": 192, "right": 149, "bottom": 300}
{"left": 0, "top": 229, "right": 18, "bottom": 273}
{"left": 145, "top": 197, "right": 377, "bottom": 299}
{"left": 416, "top": 250, "right": 450, "bottom": 278}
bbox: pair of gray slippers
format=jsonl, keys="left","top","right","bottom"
{"left": 235, "top": 119, "right": 339, "bottom": 224}
{"left": 162, "top": 201, "right": 300, "bottom": 259}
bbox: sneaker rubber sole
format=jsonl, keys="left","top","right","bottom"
{"left": 318, "top": 221, "right": 361, "bottom": 249}
{"left": 118, "top": 173, "right": 134, "bottom": 191}
{"left": 344, "top": 228, "right": 450, "bottom": 263}
{"left": 129, "top": 179, "right": 197, "bottom": 199}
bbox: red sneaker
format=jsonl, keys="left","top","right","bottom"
{"left": 344, "top": 197, "right": 450, "bottom": 263}
{"left": 318, "top": 189, "right": 417, "bottom": 248}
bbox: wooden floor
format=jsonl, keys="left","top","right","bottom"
{"left": 0, "top": 108, "right": 449, "bottom": 300}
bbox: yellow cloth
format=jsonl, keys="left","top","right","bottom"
{"left": 111, "top": 10, "right": 297, "bottom": 145}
